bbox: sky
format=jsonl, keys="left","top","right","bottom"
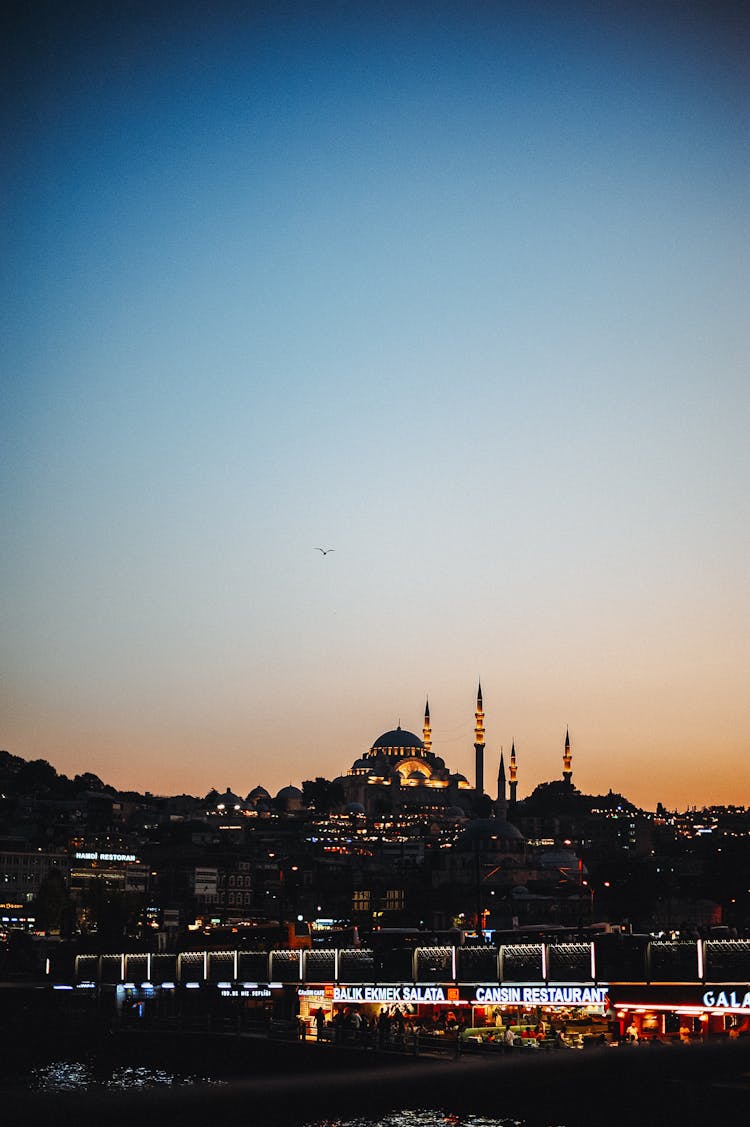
{"left": 1, "top": 1, "right": 748, "bottom": 811}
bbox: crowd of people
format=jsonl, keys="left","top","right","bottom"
{"left": 308, "top": 1005, "right": 584, "bottom": 1051}
{"left": 311, "top": 1003, "right": 462, "bottom": 1047}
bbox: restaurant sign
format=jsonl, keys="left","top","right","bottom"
{"left": 220, "top": 987, "right": 272, "bottom": 998}
{"left": 75, "top": 852, "right": 137, "bottom": 862}
{"left": 702, "top": 988, "right": 750, "bottom": 1011}
{"left": 473, "top": 985, "right": 609, "bottom": 1006}
{"left": 332, "top": 985, "right": 459, "bottom": 1004}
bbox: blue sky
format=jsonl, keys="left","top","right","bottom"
{"left": 2, "top": 2, "right": 748, "bottom": 808}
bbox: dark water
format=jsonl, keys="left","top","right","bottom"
{"left": 8, "top": 1066, "right": 536, "bottom": 1125}
{"left": 5, "top": 1039, "right": 749, "bottom": 1126}
{"left": 11, "top": 1067, "right": 536, "bottom": 1126}
{"left": 14, "top": 1059, "right": 225, "bottom": 1091}
{"left": 306, "top": 1115, "right": 533, "bottom": 1127}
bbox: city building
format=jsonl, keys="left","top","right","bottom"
{"left": 337, "top": 689, "right": 489, "bottom": 818}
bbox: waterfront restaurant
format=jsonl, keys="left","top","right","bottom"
{"left": 70, "top": 938, "right": 750, "bottom": 1047}
{"left": 296, "top": 981, "right": 611, "bottom": 1045}
{"left": 609, "top": 983, "right": 750, "bottom": 1042}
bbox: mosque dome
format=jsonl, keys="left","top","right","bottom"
{"left": 212, "top": 787, "right": 244, "bottom": 809}
{"left": 538, "top": 849, "right": 586, "bottom": 877}
{"left": 275, "top": 784, "right": 305, "bottom": 813}
{"left": 246, "top": 785, "right": 270, "bottom": 802}
{"left": 276, "top": 785, "right": 304, "bottom": 800}
{"left": 345, "top": 802, "right": 366, "bottom": 816}
{"left": 371, "top": 726, "right": 425, "bottom": 754}
{"left": 459, "top": 817, "right": 525, "bottom": 848}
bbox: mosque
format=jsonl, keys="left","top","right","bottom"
{"left": 335, "top": 683, "right": 573, "bottom": 819}
{"left": 204, "top": 684, "right": 573, "bottom": 822}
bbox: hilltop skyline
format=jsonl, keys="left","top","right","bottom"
{"left": 1, "top": 687, "right": 745, "bottom": 816}
{"left": 2, "top": 3, "right": 749, "bottom": 811}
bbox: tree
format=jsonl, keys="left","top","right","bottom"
{"left": 80, "top": 879, "right": 146, "bottom": 946}
{"left": 73, "top": 772, "right": 111, "bottom": 793}
{"left": 33, "top": 868, "right": 73, "bottom": 935}
{"left": 301, "top": 777, "right": 345, "bottom": 813}
{"left": 14, "top": 759, "right": 59, "bottom": 794}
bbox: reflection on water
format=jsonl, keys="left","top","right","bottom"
{"left": 13, "top": 1075, "right": 569, "bottom": 1127}
{"left": 25, "top": 1060, "right": 224, "bottom": 1091}
{"left": 305, "top": 1112, "right": 550, "bottom": 1127}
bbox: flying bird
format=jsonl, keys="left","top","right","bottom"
{"left": 315, "top": 547, "right": 335, "bottom": 555}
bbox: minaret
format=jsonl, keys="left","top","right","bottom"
{"left": 474, "top": 682, "right": 485, "bottom": 795}
{"left": 563, "top": 727, "right": 572, "bottom": 786}
{"left": 496, "top": 749, "right": 507, "bottom": 819}
{"left": 509, "top": 740, "right": 518, "bottom": 813}
{"left": 422, "top": 698, "right": 432, "bottom": 756}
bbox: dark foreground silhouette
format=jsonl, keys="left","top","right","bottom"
{"left": 3, "top": 1034, "right": 750, "bottom": 1125}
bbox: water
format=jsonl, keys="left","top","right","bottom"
{"left": 305, "top": 1114, "right": 542, "bottom": 1127}
{"left": 20, "top": 1059, "right": 225, "bottom": 1091}
{"left": 10, "top": 1070, "right": 542, "bottom": 1127}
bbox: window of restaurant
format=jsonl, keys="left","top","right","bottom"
{"left": 467, "top": 987, "right": 612, "bottom": 1048}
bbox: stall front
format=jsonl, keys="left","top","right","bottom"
{"left": 609, "top": 983, "right": 750, "bottom": 1043}
{"left": 297, "top": 981, "right": 612, "bottom": 1048}
{"left": 466, "top": 984, "right": 612, "bottom": 1048}
{"left": 297, "top": 983, "right": 468, "bottom": 1042}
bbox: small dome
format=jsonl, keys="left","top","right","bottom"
{"left": 275, "top": 784, "right": 305, "bottom": 812}
{"left": 408, "top": 769, "right": 428, "bottom": 780}
{"left": 211, "top": 787, "right": 243, "bottom": 808}
{"left": 345, "top": 802, "right": 366, "bottom": 815}
{"left": 276, "top": 785, "right": 304, "bottom": 799}
{"left": 459, "top": 817, "right": 525, "bottom": 847}
{"left": 538, "top": 850, "right": 586, "bottom": 877}
{"left": 246, "top": 786, "right": 270, "bottom": 802}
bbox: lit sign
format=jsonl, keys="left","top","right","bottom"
{"left": 702, "top": 989, "right": 750, "bottom": 1011}
{"left": 333, "top": 985, "right": 452, "bottom": 1004}
{"left": 220, "top": 988, "right": 272, "bottom": 998}
{"left": 473, "top": 985, "right": 609, "bottom": 1006}
{"left": 75, "top": 852, "right": 137, "bottom": 862}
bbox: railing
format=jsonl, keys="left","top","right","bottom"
{"left": 70, "top": 938, "right": 750, "bottom": 989}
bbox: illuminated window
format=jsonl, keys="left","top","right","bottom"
{"left": 352, "top": 890, "right": 370, "bottom": 911}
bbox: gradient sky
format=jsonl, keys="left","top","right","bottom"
{"left": 2, "top": 2, "right": 748, "bottom": 811}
